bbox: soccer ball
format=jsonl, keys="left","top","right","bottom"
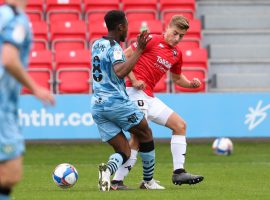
{"left": 212, "top": 137, "right": 233, "bottom": 155}
{"left": 52, "top": 163, "right": 78, "bottom": 189}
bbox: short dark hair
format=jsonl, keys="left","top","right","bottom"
{"left": 104, "top": 10, "right": 126, "bottom": 31}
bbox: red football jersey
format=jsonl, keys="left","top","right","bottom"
{"left": 126, "top": 34, "right": 182, "bottom": 97}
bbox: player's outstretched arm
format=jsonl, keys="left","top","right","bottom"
{"left": 2, "top": 43, "right": 55, "bottom": 105}
{"left": 171, "top": 73, "right": 201, "bottom": 88}
{"left": 114, "top": 31, "right": 151, "bottom": 79}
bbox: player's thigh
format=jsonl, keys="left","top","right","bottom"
{"left": 0, "top": 156, "right": 23, "bottom": 187}
{"left": 128, "top": 117, "right": 153, "bottom": 142}
{"left": 106, "top": 100, "right": 145, "bottom": 133}
{"left": 107, "top": 132, "right": 131, "bottom": 158}
{"left": 91, "top": 109, "right": 122, "bottom": 142}
{"left": 148, "top": 97, "right": 174, "bottom": 126}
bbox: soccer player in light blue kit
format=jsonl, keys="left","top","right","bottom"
{"left": 0, "top": 1, "right": 55, "bottom": 199}
{"left": 91, "top": 10, "right": 164, "bottom": 191}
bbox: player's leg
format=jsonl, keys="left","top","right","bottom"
{"left": 112, "top": 134, "right": 139, "bottom": 187}
{"left": 165, "top": 112, "right": 204, "bottom": 185}
{"left": 148, "top": 97, "right": 204, "bottom": 185}
{"left": 112, "top": 88, "right": 148, "bottom": 184}
{"left": 98, "top": 132, "right": 130, "bottom": 192}
{"left": 128, "top": 118, "right": 164, "bottom": 189}
{"left": 92, "top": 109, "right": 130, "bottom": 191}
{"left": 0, "top": 156, "right": 23, "bottom": 200}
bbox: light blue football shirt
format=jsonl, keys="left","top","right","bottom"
{"left": 0, "top": 4, "right": 32, "bottom": 114}
{"left": 91, "top": 37, "right": 129, "bottom": 109}
{"left": 0, "top": 4, "right": 32, "bottom": 152}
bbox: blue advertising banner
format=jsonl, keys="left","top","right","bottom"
{"left": 19, "top": 94, "right": 270, "bottom": 140}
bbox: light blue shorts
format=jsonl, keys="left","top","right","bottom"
{"left": 0, "top": 115, "right": 25, "bottom": 162}
{"left": 91, "top": 100, "right": 144, "bottom": 142}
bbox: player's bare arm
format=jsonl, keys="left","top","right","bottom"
{"left": 113, "top": 31, "right": 151, "bottom": 79}
{"left": 171, "top": 72, "right": 201, "bottom": 88}
{"left": 124, "top": 43, "right": 146, "bottom": 90}
{"left": 127, "top": 71, "right": 146, "bottom": 90}
{"left": 2, "top": 44, "right": 55, "bottom": 105}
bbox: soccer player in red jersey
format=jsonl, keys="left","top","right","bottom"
{"left": 111, "top": 15, "right": 204, "bottom": 190}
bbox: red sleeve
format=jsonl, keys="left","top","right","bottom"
{"left": 131, "top": 34, "right": 158, "bottom": 52}
{"left": 170, "top": 50, "right": 182, "bottom": 74}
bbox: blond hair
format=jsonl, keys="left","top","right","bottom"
{"left": 169, "top": 15, "right": 189, "bottom": 30}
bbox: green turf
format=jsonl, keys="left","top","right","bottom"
{"left": 13, "top": 141, "right": 270, "bottom": 200}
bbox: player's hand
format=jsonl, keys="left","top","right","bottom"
{"left": 136, "top": 30, "right": 152, "bottom": 52}
{"left": 189, "top": 78, "right": 201, "bottom": 88}
{"left": 33, "top": 86, "right": 55, "bottom": 106}
{"left": 132, "top": 80, "right": 146, "bottom": 90}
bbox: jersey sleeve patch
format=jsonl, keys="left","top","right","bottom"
{"left": 113, "top": 48, "right": 123, "bottom": 60}
{"left": 12, "top": 24, "right": 26, "bottom": 44}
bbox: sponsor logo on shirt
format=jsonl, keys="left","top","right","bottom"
{"left": 156, "top": 56, "right": 172, "bottom": 68}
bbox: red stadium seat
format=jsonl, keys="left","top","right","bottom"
{"left": 162, "top": 11, "right": 194, "bottom": 25}
{"left": 21, "top": 69, "right": 53, "bottom": 94}
{"left": 88, "top": 21, "right": 107, "bottom": 46}
{"left": 153, "top": 73, "right": 169, "bottom": 93}
{"left": 173, "top": 68, "right": 207, "bottom": 93}
{"left": 30, "top": 21, "right": 48, "bottom": 41}
{"left": 46, "top": 0, "right": 82, "bottom": 23}
{"left": 127, "top": 20, "right": 163, "bottom": 46}
{"left": 84, "top": 0, "right": 120, "bottom": 22}
{"left": 86, "top": 12, "right": 106, "bottom": 24}
{"left": 54, "top": 50, "right": 91, "bottom": 70}
{"left": 26, "top": 0, "right": 44, "bottom": 13}
{"left": 122, "top": 0, "right": 158, "bottom": 21}
{"left": 29, "top": 50, "right": 53, "bottom": 70}
{"left": 84, "top": 0, "right": 119, "bottom": 25}
{"left": 173, "top": 48, "right": 208, "bottom": 93}
{"left": 184, "top": 19, "right": 201, "bottom": 40}
{"left": 26, "top": 10, "right": 44, "bottom": 21}
{"left": 46, "top": 0, "right": 82, "bottom": 12}
{"left": 52, "top": 39, "right": 87, "bottom": 52}
{"left": 32, "top": 39, "right": 49, "bottom": 50}
{"left": 47, "top": 10, "right": 81, "bottom": 23}
{"left": 177, "top": 39, "right": 200, "bottom": 51}
{"left": 56, "top": 68, "right": 91, "bottom": 94}
{"left": 160, "top": 0, "right": 195, "bottom": 25}
{"left": 182, "top": 48, "right": 208, "bottom": 69}
{"left": 50, "top": 20, "right": 87, "bottom": 41}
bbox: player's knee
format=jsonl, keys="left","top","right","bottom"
{"left": 172, "top": 120, "right": 187, "bottom": 134}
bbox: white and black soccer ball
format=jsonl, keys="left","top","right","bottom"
{"left": 212, "top": 137, "right": 233, "bottom": 155}
{"left": 52, "top": 163, "right": 78, "bottom": 189}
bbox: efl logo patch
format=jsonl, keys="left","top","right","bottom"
{"left": 12, "top": 24, "right": 26, "bottom": 44}
{"left": 113, "top": 49, "right": 122, "bottom": 60}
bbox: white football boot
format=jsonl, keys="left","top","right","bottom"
{"left": 139, "top": 179, "right": 165, "bottom": 190}
{"left": 98, "top": 163, "right": 111, "bottom": 191}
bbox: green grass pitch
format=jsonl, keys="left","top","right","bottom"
{"left": 13, "top": 141, "right": 270, "bottom": 200}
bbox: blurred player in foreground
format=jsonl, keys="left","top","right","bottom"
{"left": 0, "top": 1, "right": 55, "bottom": 199}
{"left": 112, "top": 15, "right": 204, "bottom": 189}
{"left": 91, "top": 10, "right": 164, "bottom": 191}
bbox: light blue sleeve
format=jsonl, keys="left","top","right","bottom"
{"left": 108, "top": 44, "right": 126, "bottom": 65}
{"left": 2, "top": 19, "right": 27, "bottom": 49}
